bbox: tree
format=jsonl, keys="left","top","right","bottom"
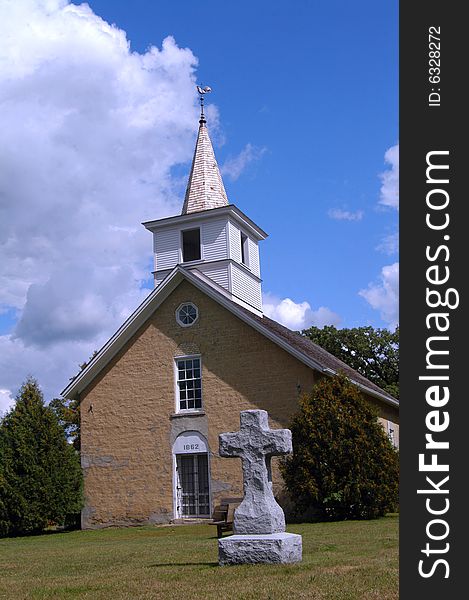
{"left": 281, "top": 374, "right": 399, "bottom": 521}
{"left": 50, "top": 350, "right": 98, "bottom": 451}
{"left": 0, "top": 378, "right": 83, "bottom": 537}
{"left": 49, "top": 396, "right": 80, "bottom": 451}
{"left": 302, "top": 325, "right": 399, "bottom": 398}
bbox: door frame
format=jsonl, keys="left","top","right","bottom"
{"left": 172, "top": 430, "right": 211, "bottom": 519}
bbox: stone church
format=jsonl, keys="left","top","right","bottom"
{"left": 62, "top": 100, "right": 399, "bottom": 530}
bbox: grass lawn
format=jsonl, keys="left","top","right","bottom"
{"left": 0, "top": 514, "right": 398, "bottom": 600}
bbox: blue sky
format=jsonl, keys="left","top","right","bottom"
{"left": 0, "top": 0, "right": 398, "bottom": 409}
{"left": 82, "top": 0, "right": 398, "bottom": 326}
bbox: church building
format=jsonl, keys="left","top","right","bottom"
{"left": 62, "top": 95, "right": 399, "bottom": 529}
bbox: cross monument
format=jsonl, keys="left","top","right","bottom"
{"left": 218, "top": 409, "right": 302, "bottom": 564}
{"left": 219, "top": 409, "right": 291, "bottom": 534}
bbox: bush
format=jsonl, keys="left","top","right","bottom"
{"left": 281, "top": 373, "right": 399, "bottom": 520}
{"left": 0, "top": 378, "right": 83, "bottom": 537}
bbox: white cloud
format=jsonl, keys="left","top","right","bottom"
{"left": 263, "top": 294, "right": 341, "bottom": 331}
{"left": 221, "top": 143, "right": 266, "bottom": 181}
{"left": 379, "top": 144, "right": 399, "bottom": 210}
{"left": 328, "top": 208, "right": 363, "bottom": 221}
{"left": 377, "top": 232, "right": 399, "bottom": 255}
{"left": 359, "top": 262, "right": 399, "bottom": 329}
{"left": 360, "top": 145, "right": 399, "bottom": 327}
{"left": 0, "top": 0, "right": 202, "bottom": 400}
{"left": 0, "top": 388, "right": 15, "bottom": 417}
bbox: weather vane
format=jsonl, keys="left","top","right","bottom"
{"left": 197, "top": 85, "right": 212, "bottom": 123}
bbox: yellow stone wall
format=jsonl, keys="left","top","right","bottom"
{"left": 80, "top": 279, "right": 399, "bottom": 528}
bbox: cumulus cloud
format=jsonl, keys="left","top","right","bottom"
{"left": 0, "top": 0, "right": 202, "bottom": 399}
{"left": 379, "top": 144, "right": 399, "bottom": 210}
{"left": 221, "top": 143, "right": 266, "bottom": 181}
{"left": 263, "top": 294, "right": 341, "bottom": 331}
{"left": 359, "top": 262, "right": 399, "bottom": 329}
{"left": 359, "top": 145, "right": 399, "bottom": 328}
{"left": 0, "top": 387, "right": 15, "bottom": 416}
{"left": 328, "top": 208, "right": 363, "bottom": 221}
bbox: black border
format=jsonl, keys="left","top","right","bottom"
{"left": 400, "top": 3, "right": 466, "bottom": 596}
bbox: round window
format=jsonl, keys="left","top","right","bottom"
{"left": 176, "top": 303, "right": 198, "bottom": 327}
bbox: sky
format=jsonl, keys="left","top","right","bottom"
{"left": 0, "top": 0, "right": 398, "bottom": 412}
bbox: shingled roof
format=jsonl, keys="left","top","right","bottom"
{"left": 181, "top": 115, "right": 229, "bottom": 215}
{"left": 245, "top": 310, "right": 397, "bottom": 403}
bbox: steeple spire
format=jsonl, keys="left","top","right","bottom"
{"left": 181, "top": 86, "right": 229, "bottom": 215}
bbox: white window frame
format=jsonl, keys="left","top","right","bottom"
{"left": 240, "top": 231, "right": 249, "bottom": 267}
{"left": 180, "top": 227, "right": 202, "bottom": 264}
{"left": 175, "top": 302, "right": 199, "bottom": 328}
{"left": 174, "top": 355, "right": 203, "bottom": 413}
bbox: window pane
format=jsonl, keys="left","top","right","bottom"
{"left": 176, "top": 357, "right": 202, "bottom": 411}
{"left": 182, "top": 229, "right": 201, "bottom": 262}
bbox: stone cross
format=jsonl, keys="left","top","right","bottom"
{"left": 219, "top": 409, "right": 292, "bottom": 535}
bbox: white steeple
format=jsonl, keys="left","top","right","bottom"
{"left": 181, "top": 101, "right": 228, "bottom": 214}
{"left": 143, "top": 87, "right": 267, "bottom": 316}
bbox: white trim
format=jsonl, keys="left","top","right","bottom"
{"left": 154, "top": 259, "right": 261, "bottom": 291}
{"left": 180, "top": 226, "right": 202, "bottom": 263}
{"left": 172, "top": 430, "right": 211, "bottom": 519}
{"left": 321, "top": 367, "right": 399, "bottom": 408}
{"left": 227, "top": 261, "right": 233, "bottom": 296}
{"left": 172, "top": 453, "right": 178, "bottom": 520}
{"left": 143, "top": 204, "right": 268, "bottom": 241}
{"left": 240, "top": 231, "right": 250, "bottom": 268}
{"left": 174, "top": 354, "right": 203, "bottom": 414}
{"left": 175, "top": 302, "right": 199, "bottom": 328}
{"left": 154, "top": 260, "right": 261, "bottom": 283}
{"left": 225, "top": 213, "right": 232, "bottom": 260}
{"left": 173, "top": 430, "right": 208, "bottom": 454}
{"left": 189, "top": 268, "right": 263, "bottom": 317}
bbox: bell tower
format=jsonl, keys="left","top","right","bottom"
{"left": 143, "top": 87, "right": 267, "bottom": 316}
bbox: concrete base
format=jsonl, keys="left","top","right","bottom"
{"left": 218, "top": 532, "right": 302, "bottom": 565}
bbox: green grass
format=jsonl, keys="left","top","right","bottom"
{"left": 0, "top": 515, "right": 398, "bottom": 600}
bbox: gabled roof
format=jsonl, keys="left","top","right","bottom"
{"left": 61, "top": 266, "right": 398, "bottom": 409}
{"left": 181, "top": 117, "right": 228, "bottom": 215}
